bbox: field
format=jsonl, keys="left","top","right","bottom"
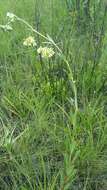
{"left": 0, "top": 0, "right": 107, "bottom": 189}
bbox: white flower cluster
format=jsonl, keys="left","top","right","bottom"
{"left": 0, "top": 12, "right": 16, "bottom": 32}
{"left": 0, "top": 24, "right": 13, "bottom": 31}
{"left": 23, "top": 36, "right": 55, "bottom": 58}
{"left": 1, "top": 12, "right": 55, "bottom": 58}
{"left": 23, "top": 36, "right": 36, "bottom": 47}
{"left": 0, "top": 12, "right": 15, "bottom": 32}
{"left": 7, "top": 12, "right": 15, "bottom": 22}
{"left": 37, "top": 46, "right": 55, "bottom": 58}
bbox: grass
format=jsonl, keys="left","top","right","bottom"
{"left": 0, "top": 0, "right": 107, "bottom": 189}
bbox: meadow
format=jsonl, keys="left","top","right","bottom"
{"left": 0, "top": 0, "right": 107, "bottom": 189}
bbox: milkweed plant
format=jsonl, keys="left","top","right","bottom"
{"left": 0, "top": 12, "right": 78, "bottom": 122}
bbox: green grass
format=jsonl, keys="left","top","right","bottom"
{"left": 0, "top": 0, "right": 107, "bottom": 189}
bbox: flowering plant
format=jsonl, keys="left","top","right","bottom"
{"left": 0, "top": 12, "right": 78, "bottom": 114}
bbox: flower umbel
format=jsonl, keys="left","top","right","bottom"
{"left": 37, "top": 46, "right": 55, "bottom": 58}
{"left": 23, "top": 36, "right": 36, "bottom": 47}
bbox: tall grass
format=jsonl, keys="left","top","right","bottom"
{"left": 0, "top": 0, "right": 107, "bottom": 189}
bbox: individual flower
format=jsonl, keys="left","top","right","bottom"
{"left": 37, "top": 46, "right": 55, "bottom": 58}
{"left": 0, "top": 24, "right": 13, "bottom": 31}
{"left": 37, "top": 46, "right": 43, "bottom": 54}
{"left": 23, "top": 36, "right": 36, "bottom": 47}
{"left": 6, "top": 12, "right": 15, "bottom": 22}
